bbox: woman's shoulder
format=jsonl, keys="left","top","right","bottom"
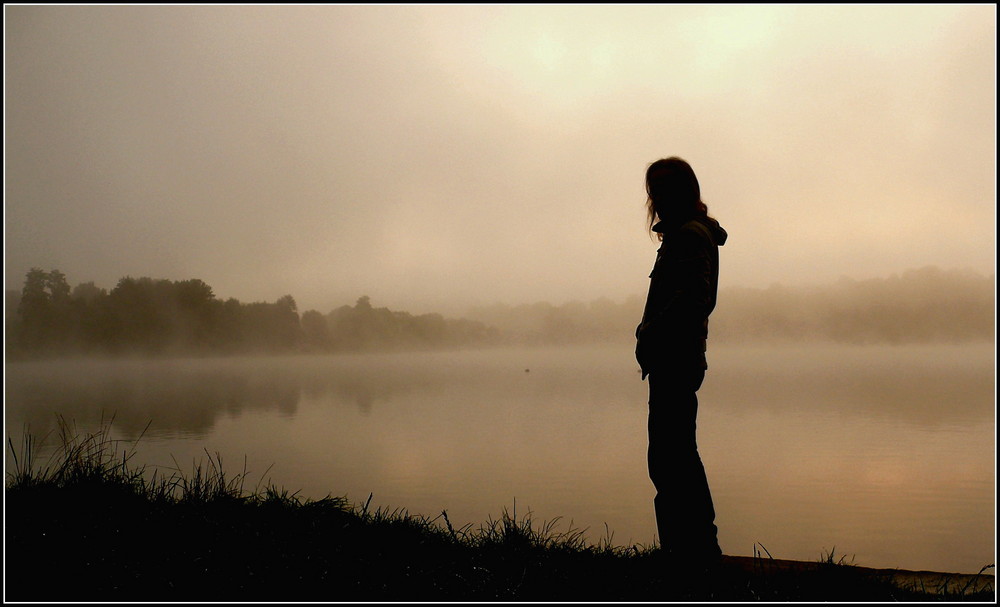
{"left": 680, "top": 216, "right": 727, "bottom": 247}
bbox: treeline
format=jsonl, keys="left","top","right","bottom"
{"left": 464, "top": 266, "right": 995, "bottom": 346}
{"left": 466, "top": 296, "right": 644, "bottom": 345}
{"left": 306, "top": 295, "right": 499, "bottom": 352}
{"left": 712, "top": 266, "right": 995, "bottom": 344}
{"left": 5, "top": 265, "right": 993, "bottom": 358}
{"left": 5, "top": 270, "right": 498, "bottom": 358}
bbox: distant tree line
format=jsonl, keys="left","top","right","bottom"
{"left": 5, "top": 270, "right": 498, "bottom": 359}
{"left": 711, "top": 266, "right": 995, "bottom": 344}
{"left": 466, "top": 297, "right": 642, "bottom": 346}
{"left": 5, "top": 265, "right": 993, "bottom": 359}
{"left": 465, "top": 266, "right": 995, "bottom": 346}
{"left": 307, "top": 295, "right": 500, "bottom": 353}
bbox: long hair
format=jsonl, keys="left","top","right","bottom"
{"left": 645, "top": 157, "right": 709, "bottom": 240}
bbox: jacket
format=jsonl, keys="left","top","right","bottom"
{"left": 635, "top": 214, "right": 728, "bottom": 379}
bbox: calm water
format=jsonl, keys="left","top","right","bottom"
{"left": 5, "top": 342, "right": 995, "bottom": 574}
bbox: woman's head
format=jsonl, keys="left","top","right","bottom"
{"left": 645, "top": 157, "right": 708, "bottom": 236}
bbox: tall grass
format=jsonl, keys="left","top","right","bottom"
{"left": 6, "top": 415, "right": 320, "bottom": 508}
{"left": 7, "top": 414, "right": 147, "bottom": 491}
{"left": 5, "top": 417, "right": 633, "bottom": 555}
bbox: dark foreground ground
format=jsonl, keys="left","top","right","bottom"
{"left": 5, "top": 481, "right": 995, "bottom": 603}
{"left": 5, "top": 423, "right": 995, "bottom": 603}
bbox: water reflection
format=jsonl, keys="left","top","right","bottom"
{"left": 5, "top": 343, "right": 993, "bottom": 440}
{"left": 705, "top": 343, "right": 994, "bottom": 428}
{"left": 6, "top": 358, "right": 300, "bottom": 439}
{"left": 3, "top": 343, "right": 994, "bottom": 575}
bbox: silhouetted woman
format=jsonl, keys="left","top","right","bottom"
{"left": 635, "top": 157, "right": 727, "bottom": 566}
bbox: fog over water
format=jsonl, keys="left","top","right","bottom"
{"left": 4, "top": 5, "right": 996, "bottom": 315}
{"left": 4, "top": 342, "right": 994, "bottom": 574}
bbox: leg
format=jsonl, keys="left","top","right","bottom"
{"left": 647, "top": 367, "right": 721, "bottom": 560}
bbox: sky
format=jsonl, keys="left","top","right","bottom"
{"left": 4, "top": 4, "right": 996, "bottom": 315}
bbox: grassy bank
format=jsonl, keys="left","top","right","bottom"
{"left": 5, "top": 421, "right": 995, "bottom": 602}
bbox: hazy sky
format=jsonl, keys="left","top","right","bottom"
{"left": 5, "top": 5, "right": 996, "bottom": 315}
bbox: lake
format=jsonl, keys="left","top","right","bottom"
{"left": 4, "top": 342, "right": 995, "bottom": 575}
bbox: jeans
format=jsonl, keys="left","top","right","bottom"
{"left": 647, "top": 366, "right": 721, "bottom": 558}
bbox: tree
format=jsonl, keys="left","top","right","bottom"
{"left": 173, "top": 279, "right": 218, "bottom": 348}
{"left": 106, "top": 277, "right": 174, "bottom": 352}
{"left": 46, "top": 270, "right": 71, "bottom": 305}
{"left": 272, "top": 295, "right": 302, "bottom": 349}
{"left": 301, "top": 310, "right": 331, "bottom": 351}
{"left": 15, "top": 268, "right": 53, "bottom": 351}
{"left": 13, "top": 268, "right": 77, "bottom": 352}
{"left": 277, "top": 294, "right": 298, "bottom": 313}
{"left": 71, "top": 282, "right": 106, "bottom": 304}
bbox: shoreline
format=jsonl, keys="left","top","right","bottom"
{"left": 7, "top": 481, "right": 994, "bottom": 602}
{"left": 5, "top": 423, "right": 994, "bottom": 602}
{"left": 720, "top": 555, "right": 995, "bottom": 597}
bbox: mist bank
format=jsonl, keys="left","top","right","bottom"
{"left": 469, "top": 266, "right": 994, "bottom": 346}
{"left": 5, "top": 265, "right": 993, "bottom": 359}
{"left": 712, "top": 266, "right": 994, "bottom": 344}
